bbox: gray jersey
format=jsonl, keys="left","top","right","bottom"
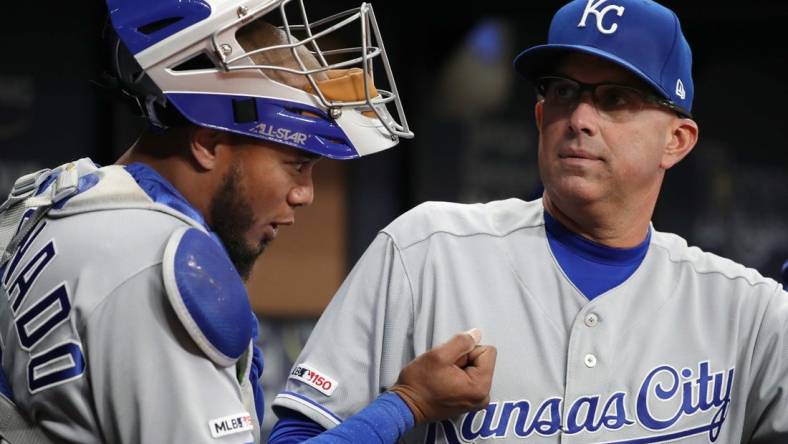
{"left": 0, "top": 160, "right": 260, "bottom": 443}
{"left": 273, "top": 198, "right": 788, "bottom": 443}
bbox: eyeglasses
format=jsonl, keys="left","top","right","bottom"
{"left": 535, "top": 75, "right": 691, "bottom": 122}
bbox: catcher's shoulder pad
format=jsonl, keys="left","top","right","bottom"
{"left": 162, "top": 227, "right": 255, "bottom": 367}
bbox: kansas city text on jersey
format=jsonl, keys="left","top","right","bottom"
{"left": 426, "top": 361, "right": 734, "bottom": 443}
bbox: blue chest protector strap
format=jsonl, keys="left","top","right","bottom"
{"left": 0, "top": 395, "right": 56, "bottom": 444}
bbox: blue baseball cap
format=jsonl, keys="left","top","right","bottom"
{"left": 514, "top": 0, "right": 694, "bottom": 117}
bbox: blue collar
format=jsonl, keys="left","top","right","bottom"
{"left": 543, "top": 210, "right": 650, "bottom": 266}
{"left": 124, "top": 162, "right": 209, "bottom": 230}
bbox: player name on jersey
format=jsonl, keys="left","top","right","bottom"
{"left": 426, "top": 361, "right": 733, "bottom": 443}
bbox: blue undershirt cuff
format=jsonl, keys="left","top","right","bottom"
{"left": 270, "top": 392, "right": 414, "bottom": 443}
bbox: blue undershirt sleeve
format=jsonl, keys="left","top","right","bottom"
{"left": 269, "top": 392, "right": 415, "bottom": 444}
{"left": 268, "top": 409, "right": 326, "bottom": 443}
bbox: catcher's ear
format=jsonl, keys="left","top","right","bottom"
{"left": 661, "top": 117, "right": 698, "bottom": 169}
{"left": 190, "top": 127, "right": 224, "bottom": 171}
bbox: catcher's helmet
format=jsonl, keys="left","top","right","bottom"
{"left": 106, "top": 0, "right": 412, "bottom": 159}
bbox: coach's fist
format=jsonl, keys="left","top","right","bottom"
{"left": 389, "top": 328, "right": 496, "bottom": 424}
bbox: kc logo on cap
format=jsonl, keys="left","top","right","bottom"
{"left": 578, "top": 0, "right": 626, "bottom": 34}
{"left": 513, "top": 0, "right": 695, "bottom": 117}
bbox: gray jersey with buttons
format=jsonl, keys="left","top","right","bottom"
{"left": 0, "top": 162, "right": 259, "bottom": 444}
{"left": 273, "top": 198, "right": 788, "bottom": 443}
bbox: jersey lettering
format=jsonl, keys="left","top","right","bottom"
{"left": 2, "top": 220, "right": 47, "bottom": 288}
{"left": 1, "top": 219, "right": 85, "bottom": 393}
{"left": 28, "top": 341, "right": 85, "bottom": 393}
{"left": 426, "top": 361, "right": 733, "bottom": 443}
{"left": 16, "top": 283, "right": 71, "bottom": 350}
{"left": 637, "top": 361, "right": 733, "bottom": 440}
{"left": 8, "top": 241, "right": 56, "bottom": 313}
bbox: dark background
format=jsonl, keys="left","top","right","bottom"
{"left": 1, "top": 0, "right": 784, "bottom": 280}
{"left": 1, "top": 1, "right": 786, "bottom": 436}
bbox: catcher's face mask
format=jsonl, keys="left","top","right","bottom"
{"left": 108, "top": 0, "right": 413, "bottom": 159}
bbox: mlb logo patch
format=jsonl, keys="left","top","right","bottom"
{"left": 208, "top": 412, "right": 254, "bottom": 439}
{"left": 289, "top": 363, "right": 338, "bottom": 396}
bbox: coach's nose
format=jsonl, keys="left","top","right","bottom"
{"left": 567, "top": 94, "right": 600, "bottom": 137}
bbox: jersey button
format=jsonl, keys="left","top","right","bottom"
{"left": 584, "top": 313, "right": 599, "bottom": 327}
{"left": 584, "top": 353, "right": 597, "bottom": 368}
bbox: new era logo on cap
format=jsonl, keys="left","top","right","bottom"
{"left": 514, "top": 0, "right": 695, "bottom": 117}
{"left": 675, "top": 79, "right": 686, "bottom": 100}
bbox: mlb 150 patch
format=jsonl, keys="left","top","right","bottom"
{"left": 289, "top": 363, "right": 338, "bottom": 396}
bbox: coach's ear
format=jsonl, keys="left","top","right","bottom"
{"left": 534, "top": 100, "right": 544, "bottom": 132}
{"left": 190, "top": 127, "right": 225, "bottom": 171}
{"left": 660, "top": 117, "right": 698, "bottom": 170}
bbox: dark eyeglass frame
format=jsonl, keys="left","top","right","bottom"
{"left": 535, "top": 75, "right": 693, "bottom": 120}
